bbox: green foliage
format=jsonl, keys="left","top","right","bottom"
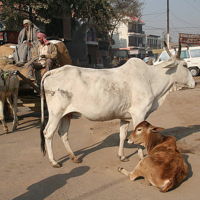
{"left": 0, "top": 0, "right": 143, "bottom": 38}
{"left": 71, "top": 0, "right": 114, "bottom": 33}
{"left": 0, "top": 0, "right": 72, "bottom": 30}
{"left": 108, "top": 0, "right": 144, "bottom": 34}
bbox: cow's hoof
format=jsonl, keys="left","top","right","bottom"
{"left": 12, "top": 126, "right": 17, "bottom": 131}
{"left": 119, "top": 156, "right": 129, "bottom": 162}
{"left": 118, "top": 167, "right": 123, "bottom": 172}
{"left": 73, "top": 157, "right": 82, "bottom": 163}
{"left": 53, "top": 163, "right": 62, "bottom": 168}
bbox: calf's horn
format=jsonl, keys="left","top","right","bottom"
{"left": 164, "top": 41, "right": 172, "bottom": 57}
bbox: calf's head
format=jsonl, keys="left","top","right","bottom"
{"left": 127, "top": 121, "right": 164, "bottom": 148}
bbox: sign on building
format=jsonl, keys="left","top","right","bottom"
{"left": 179, "top": 33, "right": 200, "bottom": 45}
{"left": 129, "top": 50, "right": 139, "bottom": 55}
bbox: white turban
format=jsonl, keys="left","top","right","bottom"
{"left": 23, "top": 19, "right": 33, "bottom": 41}
{"left": 23, "top": 19, "right": 32, "bottom": 25}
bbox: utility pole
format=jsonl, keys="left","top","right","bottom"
{"left": 167, "top": 0, "right": 170, "bottom": 47}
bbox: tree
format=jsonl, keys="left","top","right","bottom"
{"left": 108, "top": 0, "right": 143, "bottom": 35}
{"left": 106, "top": 0, "right": 144, "bottom": 56}
{"left": 0, "top": 0, "right": 113, "bottom": 32}
{"left": 0, "top": 0, "right": 72, "bottom": 30}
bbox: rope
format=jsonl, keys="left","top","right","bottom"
{"left": 1, "top": 70, "right": 18, "bottom": 91}
{"left": 19, "top": 55, "right": 39, "bottom": 71}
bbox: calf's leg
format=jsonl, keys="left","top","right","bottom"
{"left": 119, "top": 159, "right": 152, "bottom": 182}
{"left": 58, "top": 114, "right": 81, "bottom": 163}
{"left": 118, "top": 161, "right": 143, "bottom": 181}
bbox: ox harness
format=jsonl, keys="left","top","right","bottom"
{"left": 0, "top": 70, "right": 18, "bottom": 91}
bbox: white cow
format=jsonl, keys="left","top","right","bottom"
{"left": 0, "top": 69, "right": 19, "bottom": 134}
{"left": 40, "top": 43, "right": 195, "bottom": 167}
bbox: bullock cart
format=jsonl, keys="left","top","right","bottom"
{"left": 0, "top": 41, "right": 72, "bottom": 118}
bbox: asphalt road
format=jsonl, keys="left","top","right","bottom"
{"left": 0, "top": 77, "right": 200, "bottom": 200}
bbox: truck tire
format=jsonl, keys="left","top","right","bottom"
{"left": 189, "top": 67, "right": 199, "bottom": 77}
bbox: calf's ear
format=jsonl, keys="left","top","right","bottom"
{"left": 150, "top": 126, "right": 164, "bottom": 133}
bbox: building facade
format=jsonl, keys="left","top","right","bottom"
{"left": 66, "top": 22, "right": 110, "bottom": 68}
{"left": 112, "top": 17, "right": 160, "bottom": 60}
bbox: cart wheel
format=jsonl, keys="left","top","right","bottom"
{"left": 4, "top": 102, "right": 11, "bottom": 120}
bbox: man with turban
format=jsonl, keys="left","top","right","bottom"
{"left": 13, "top": 19, "right": 40, "bottom": 66}
{"left": 27, "top": 32, "right": 58, "bottom": 80}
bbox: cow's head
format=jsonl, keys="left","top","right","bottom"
{"left": 162, "top": 42, "right": 195, "bottom": 90}
{"left": 127, "top": 121, "right": 164, "bottom": 148}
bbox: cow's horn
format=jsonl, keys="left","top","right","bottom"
{"left": 176, "top": 42, "right": 181, "bottom": 59}
{"left": 164, "top": 41, "right": 172, "bottom": 57}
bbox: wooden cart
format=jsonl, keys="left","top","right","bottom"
{"left": 0, "top": 41, "right": 72, "bottom": 118}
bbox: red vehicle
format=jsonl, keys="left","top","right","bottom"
{"left": 0, "top": 30, "right": 19, "bottom": 45}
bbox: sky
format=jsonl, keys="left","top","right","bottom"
{"left": 141, "top": 0, "right": 200, "bottom": 42}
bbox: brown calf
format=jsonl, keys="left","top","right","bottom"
{"left": 118, "top": 121, "right": 188, "bottom": 192}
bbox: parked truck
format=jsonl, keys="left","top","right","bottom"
{"left": 154, "top": 46, "right": 200, "bottom": 77}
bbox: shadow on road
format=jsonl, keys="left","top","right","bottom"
{"left": 0, "top": 111, "right": 41, "bottom": 135}
{"left": 13, "top": 166, "right": 90, "bottom": 200}
{"left": 57, "top": 125, "right": 200, "bottom": 174}
{"left": 58, "top": 129, "right": 139, "bottom": 165}
{"left": 161, "top": 125, "right": 200, "bottom": 140}
{"left": 183, "top": 154, "right": 193, "bottom": 181}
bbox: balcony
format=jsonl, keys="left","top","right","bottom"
{"left": 128, "top": 32, "right": 146, "bottom": 37}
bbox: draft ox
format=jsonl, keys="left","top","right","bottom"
{"left": 0, "top": 69, "right": 19, "bottom": 134}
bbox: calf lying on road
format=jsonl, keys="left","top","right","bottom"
{"left": 118, "top": 121, "right": 188, "bottom": 192}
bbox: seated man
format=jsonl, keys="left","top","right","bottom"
{"left": 27, "top": 32, "right": 58, "bottom": 80}
{"left": 143, "top": 54, "right": 153, "bottom": 65}
{"left": 111, "top": 56, "right": 119, "bottom": 68}
{"left": 13, "top": 19, "right": 40, "bottom": 66}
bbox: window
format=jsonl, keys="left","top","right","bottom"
{"left": 180, "top": 50, "right": 189, "bottom": 59}
{"left": 160, "top": 52, "right": 170, "bottom": 61}
{"left": 190, "top": 49, "right": 200, "bottom": 58}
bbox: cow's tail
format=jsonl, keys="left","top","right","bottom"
{"left": 40, "top": 71, "right": 51, "bottom": 156}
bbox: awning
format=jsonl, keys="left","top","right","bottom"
{"left": 152, "top": 49, "right": 163, "bottom": 54}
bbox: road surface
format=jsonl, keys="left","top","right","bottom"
{"left": 0, "top": 77, "right": 200, "bottom": 200}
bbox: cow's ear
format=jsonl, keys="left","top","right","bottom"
{"left": 161, "top": 58, "right": 176, "bottom": 68}
{"left": 150, "top": 126, "right": 164, "bottom": 133}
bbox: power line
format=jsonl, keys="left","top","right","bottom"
{"left": 143, "top": 12, "right": 166, "bottom": 22}
{"left": 185, "top": 0, "right": 200, "bottom": 12}
{"left": 169, "top": 21, "right": 179, "bottom": 33}
{"left": 170, "top": 10, "right": 200, "bottom": 31}
{"left": 141, "top": 8, "right": 166, "bottom": 16}
{"left": 142, "top": 12, "right": 166, "bottom": 16}
{"left": 195, "top": 0, "right": 200, "bottom": 6}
